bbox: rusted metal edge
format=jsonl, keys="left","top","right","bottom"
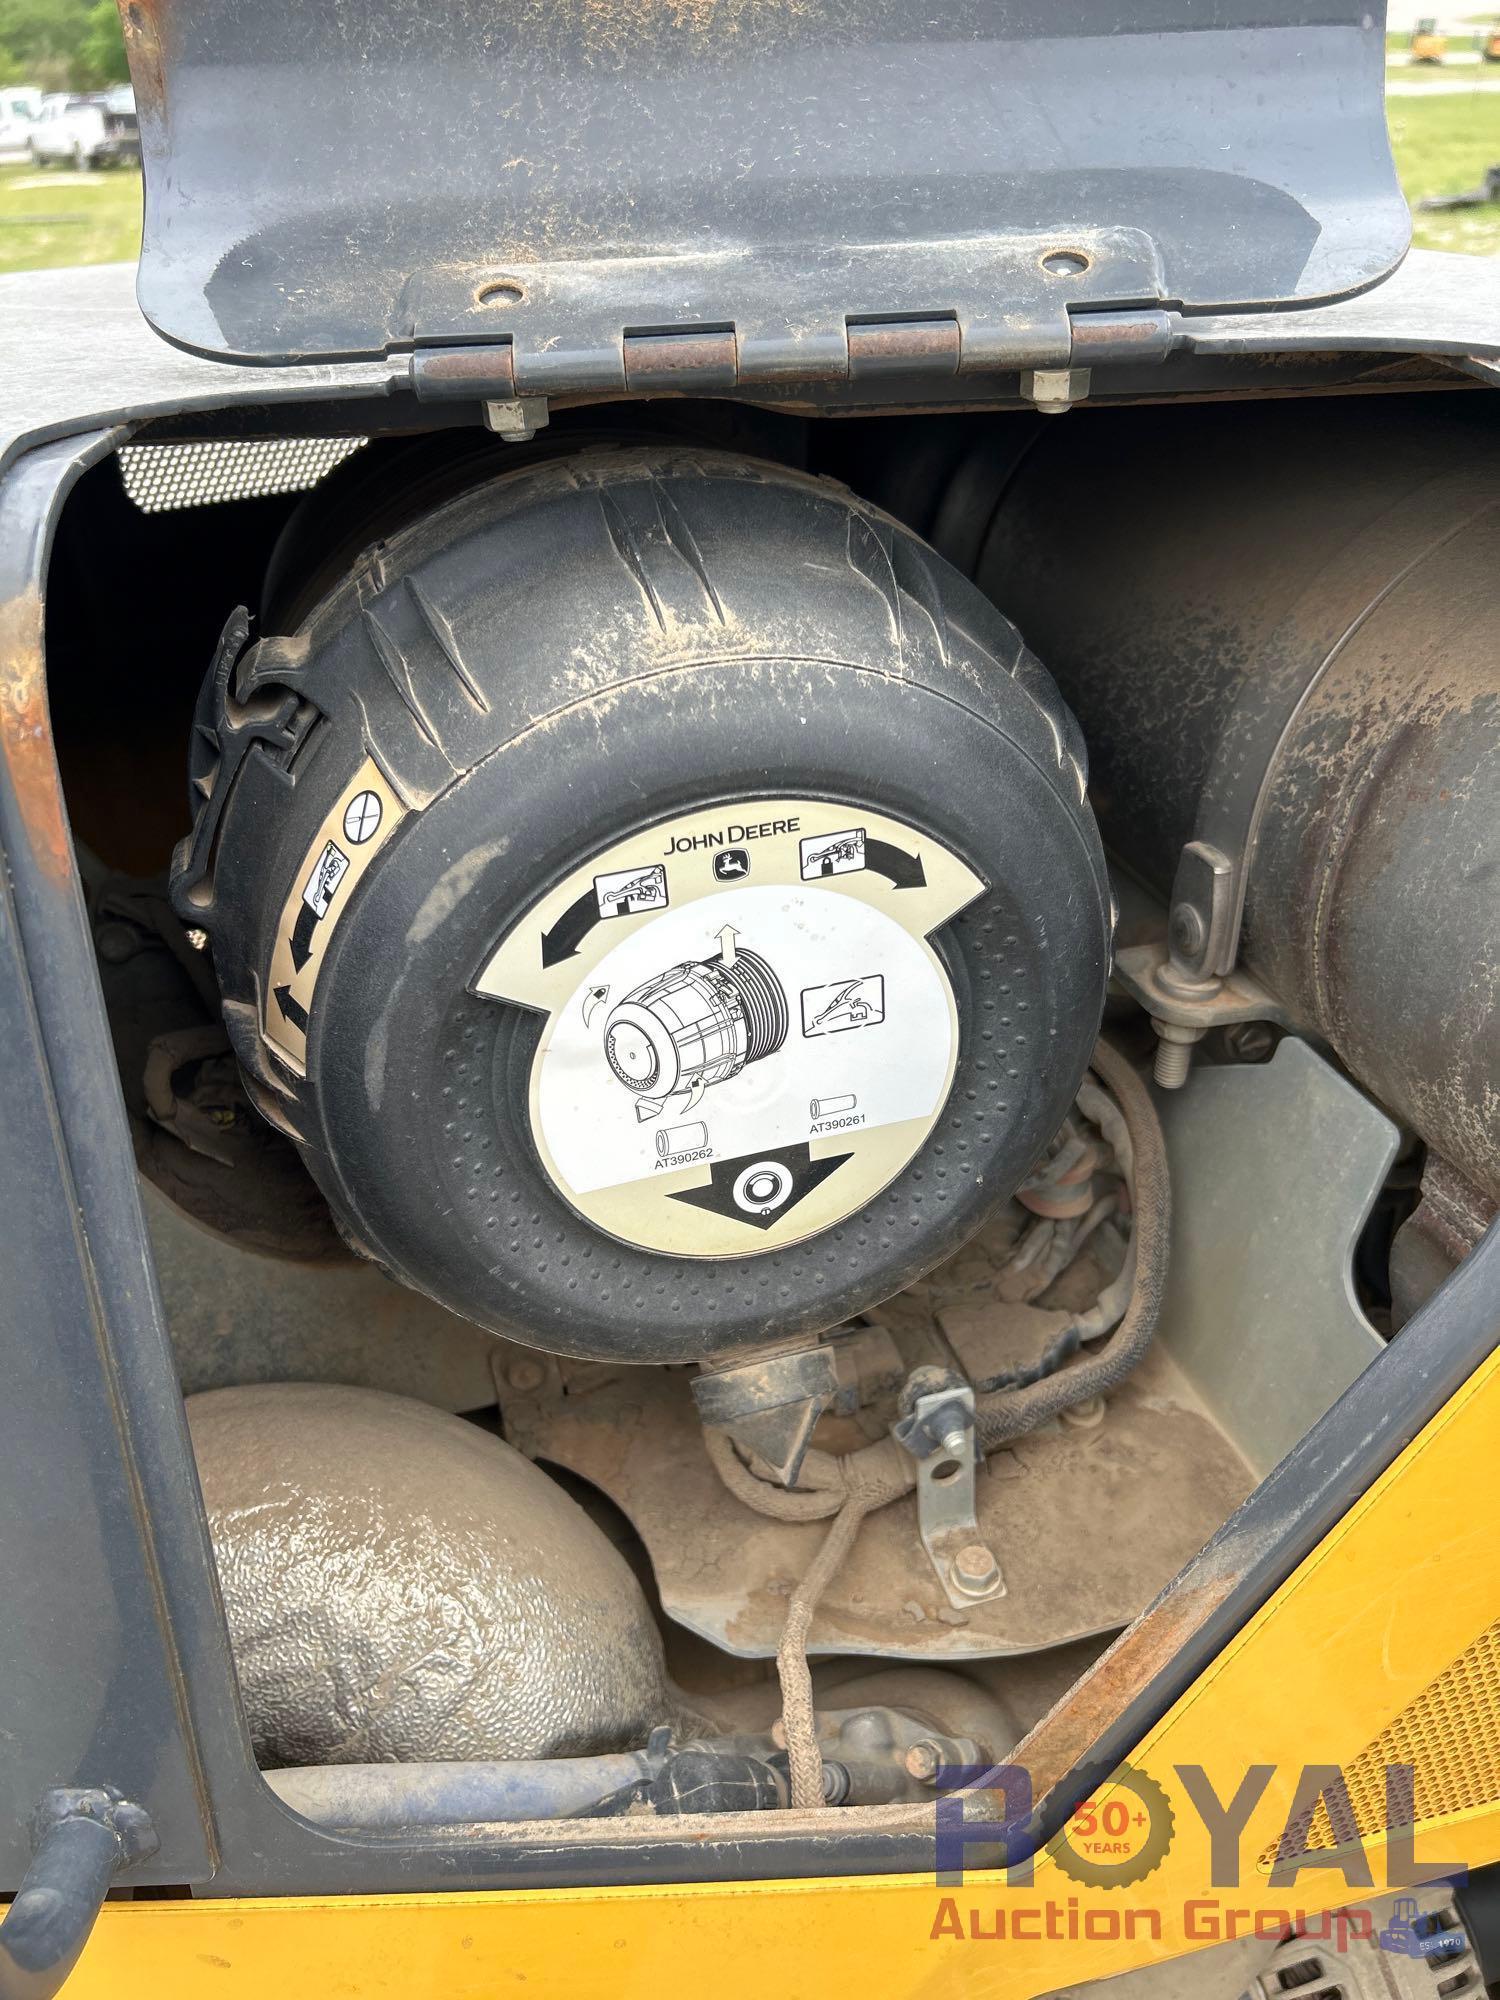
{"left": 624, "top": 330, "right": 738, "bottom": 394}
{"left": 0, "top": 422, "right": 228, "bottom": 1887}
{"left": 411, "top": 344, "right": 517, "bottom": 401}
{"left": 0, "top": 430, "right": 126, "bottom": 887}
{"left": 847, "top": 319, "right": 962, "bottom": 381}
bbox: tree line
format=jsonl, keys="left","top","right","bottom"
{"left": 0, "top": 0, "right": 129, "bottom": 92}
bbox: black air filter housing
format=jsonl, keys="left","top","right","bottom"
{"left": 175, "top": 448, "right": 1111, "bottom": 1364}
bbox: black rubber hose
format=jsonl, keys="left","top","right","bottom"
{"left": 265, "top": 1752, "right": 665, "bottom": 1830}
{"left": 976, "top": 1037, "right": 1170, "bottom": 1448}
{"left": 0, "top": 1808, "right": 133, "bottom": 2000}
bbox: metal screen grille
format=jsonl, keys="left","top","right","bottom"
{"left": 117, "top": 437, "right": 366, "bottom": 513}
{"left": 1260, "top": 1620, "right": 1500, "bottom": 1867}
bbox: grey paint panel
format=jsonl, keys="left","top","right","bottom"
{"left": 0, "top": 433, "right": 220, "bottom": 1889}
{"left": 1156, "top": 1039, "right": 1396, "bottom": 1476}
{"left": 0, "top": 265, "right": 398, "bottom": 483}
{"left": 126, "top": 0, "right": 1407, "bottom": 363}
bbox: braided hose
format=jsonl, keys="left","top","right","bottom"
{"left": 703, "top": 1428, "right": 909, "bottom": 1523}
{"left": 775, "top": 1495, "right": 877, "bottom": 1807}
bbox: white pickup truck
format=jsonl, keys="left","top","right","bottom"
{"left": 0, "top": 85, "right": 42, "bottom": 150}
{"left": 27, "top": 87, "right": 138, "bottom": 169}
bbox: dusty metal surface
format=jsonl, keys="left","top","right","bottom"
{"left": 906, "top": 1383, "right": 1007, "bottom": 1610}
{"left": 1244, "top": 487, "right": 1500, "bottom": 1203}
{"left": 506, "top": 1330, "right": 1253, "bottom": 1661}
{"left": 1153, "top": 1039, "right": 1396, "bottom": 1476}
{"left": 124, "top": 0, "right": 1404, "bottom": 365}
{"left": 1004, "top": 1543, "right": 1258, "bottom": 1818}
{"left": 1112, "top": 942, "right": 1289, "bottom": 1032}
{"left": 964, "top": 394, "right": 1500, "bottom": 1201}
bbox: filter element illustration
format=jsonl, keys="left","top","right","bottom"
{"left": 602, "top": 948, "right": 789, "bottom": 1117}
{"left": 656, "top": 1122, "right": 710, "bottom": 1160}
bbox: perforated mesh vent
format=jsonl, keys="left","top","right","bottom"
{"left": 117, "top": 437, "right": 365, "bottom": 513}
{"left": 1260, "top": 1621, "right": 1500, "bottom": 1868}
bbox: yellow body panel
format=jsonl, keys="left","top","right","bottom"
{"left": 73, "top": 1344, "right": 1500, "bottom": 1998}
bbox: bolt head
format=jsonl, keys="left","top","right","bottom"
{"left": 904, "top": 1740, "right": 942, "bottom": 1781}
{"left": 1060, "top": 1395, "right": 1107, "bottom": 1430}
{"left": 506, "top": 1357, "right": 547, "bottom": 1392}
{"left": 1168, "top": 903, "right": 1207, "bottom": 959}
{"left": 952, "top": 1541, "right": 1001, "bottom": 1592}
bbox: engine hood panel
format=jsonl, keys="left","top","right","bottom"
{"left": 126, "top": 0, "right": 1408, "bottom": 370}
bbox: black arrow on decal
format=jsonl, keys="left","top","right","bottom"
{"left": 273, "top": 984, "right": 309, "bottom": 1032}
{"left": 290, "top": 902, "right": 319, "bottom": 973}
{"left": 668, "top": 1143, "right": 853, "bottom": 1232}
{"left": 540, "top": 889, "right": 601, "bottom": 968}
{"left": 863, "top": 838, "right": 926, "bottom": 889}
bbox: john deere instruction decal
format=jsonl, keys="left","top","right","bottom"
{"left": 477, "top": 799, "right": 984, "bottom": 1259}
{"left": 263, "top": 758, "right": 406, "bottom": 1074}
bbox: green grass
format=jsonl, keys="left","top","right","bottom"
{"left": 1389, "top": 90, "right": 1500, "bottom": 252}
{"left": 1385, "top": 59, "right": 1499, "bottom": 79}
{"left": 0, "top": 157, "right": 142, "bottom": 275}
{"left": 1, "top": 85, "right": 1496, "bottom": 276}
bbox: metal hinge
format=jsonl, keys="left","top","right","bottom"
{"left": 1068, "top": 306, "right": 1175, "bottom": 366}
{"left": 411, "top": 341, "right": 518, "bottom": 401}
{"left": 409, "top": 304, "right": 1174, "bottom": 411}
{"left": 1022, "top": 307, "right": 1175, "bottom": 413}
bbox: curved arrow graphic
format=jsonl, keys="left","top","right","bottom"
{"left": 863, "top": 838, "right": 926, "bottom": 889}
{"left": 540, "top": 889, "right": 600, "bottom": 968}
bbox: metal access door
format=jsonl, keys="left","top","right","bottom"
{"left": 126, "top": 0, "right": 1407, "bottom": 369}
